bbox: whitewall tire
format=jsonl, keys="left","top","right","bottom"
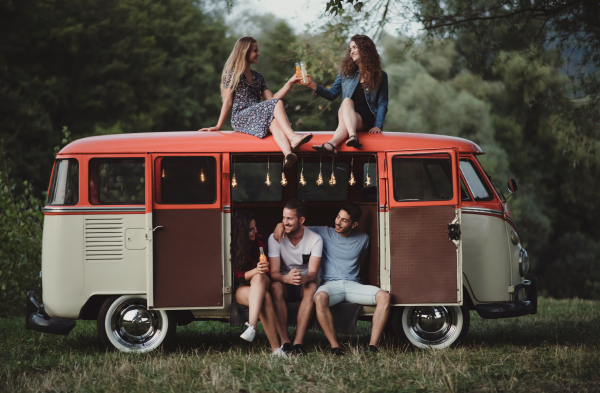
{"left": 97, "top": 295, "right": 176, "bottom": 353}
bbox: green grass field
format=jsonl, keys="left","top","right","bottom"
{"left": 1, "top": 297, "right": 599, "bottom": 392}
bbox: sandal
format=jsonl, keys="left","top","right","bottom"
{"left": 290, "top": 134, "right": 313, "bottom": 152}
{"left": 284, "top": 152, "right": 298, "bottom": 167}
{"left": 345, "top": 135, "right": 362, "bottom": 149}
{"left": 312, "top": 142, "right": 338, "bottom": 156}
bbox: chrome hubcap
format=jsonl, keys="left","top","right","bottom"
{"left": 406, "top": 306, "right": 459, "bottom": 346}
{"left": 110, "top": 298, "right": 163, "bottom": 349}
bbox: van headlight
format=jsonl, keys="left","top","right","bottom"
{"left": 519, "top": 248, "right": 529, "bottom": 277}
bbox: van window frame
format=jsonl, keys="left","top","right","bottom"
{"left": 459, "top": 158, "right": 495, "bottom": 202}
{"left": 47, "top": 158, "right": 79, "bottom": 206}
{"left": 88, "top": 157, "right": 146, "bottom": 205}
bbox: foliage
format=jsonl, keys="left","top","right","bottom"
{"left": 1, "top": 298, "right": 600, "bottom": 391}
{"left": 0, "top": 143, "right": 44, "bottom": 317}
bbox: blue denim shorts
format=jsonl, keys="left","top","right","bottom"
{"left": 314, "top": 280, "right": 381, "bottom": 306}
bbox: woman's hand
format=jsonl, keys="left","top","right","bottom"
{"left": 199, "top": 126, "right": 221, "bottom": 132}
{"left": 368, "top": 127, "right": 382, "bottom": 134}
{"left": 257, "top": 261, "right": 270, "bottom": 274}
{"left": 287, "top": 74, "right": 302, "bottom": 86}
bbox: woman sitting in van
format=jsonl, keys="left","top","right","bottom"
{"left": 304, "top": 35, "right": 388, "bottom": 155}
{"left": 199, "top": 37, "right": 312, "bottom": 167}
{"left": 231, "top": 210, "right": 286, "bottom": 357}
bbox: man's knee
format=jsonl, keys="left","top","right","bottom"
{"left": 303, "top": 282, "right": 318, "bottom": 297}
{"left": 270, "top": 282, "right": 285, "bottom": 299}
{"left": 376, "top": 290, "right": 391, "bottom": 307}
{"left": 314, "top": 292, "right": 329, "bottom": 308}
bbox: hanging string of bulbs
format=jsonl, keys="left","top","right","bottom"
{"left": 230, "top": 155, "right": 373, "bottom": 188}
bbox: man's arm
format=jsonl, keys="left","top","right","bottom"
{"left": 301, "top": 255, "right": 321, "bottom": 284}
{"left": 269, "top": 256, "right": 296, "bottom": 285}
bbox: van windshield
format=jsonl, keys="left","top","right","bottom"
{"left": 459, "top": 160, "right": 493, "bottom": 201}
{"left": 47, "top": 159, "right": 79, "bottom": 205}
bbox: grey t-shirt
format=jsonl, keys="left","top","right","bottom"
{"left": 308, "top": 226, "right": 369, "bottom": 283}
{"left": 268, "top": 227, "right": 323, "bottom": 275}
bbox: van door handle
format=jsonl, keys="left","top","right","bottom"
{"left": 153, "top": 226, "right": 164, "bottom": 232}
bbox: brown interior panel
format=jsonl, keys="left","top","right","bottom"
{"left": 153, "top": 209, "right": 222, "bottom": 308}
{"left": 389, "top": 205, "right": 457, "bottom": 304}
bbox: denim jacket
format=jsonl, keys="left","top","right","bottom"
{"left": 314, "top": 70, "right": 389, "bottom": 130}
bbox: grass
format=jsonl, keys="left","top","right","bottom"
{"left": 1, "top": 297, "right": 599, "bottom": 392}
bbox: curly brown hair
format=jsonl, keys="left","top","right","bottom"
{"left": 231, "top": 210, "right": 256, "bottom": 273}
{"left": 340, "top": 35, "right": 382, "bottom": 91}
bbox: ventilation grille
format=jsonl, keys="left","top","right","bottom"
{"left": 85, "top": 217, "right": 124, "bottom": 261}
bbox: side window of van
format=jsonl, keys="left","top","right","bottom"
{"left": 156, "top": 156, "right": 216, "bottom": 204}
{"left": 89, "top": 158, "right": 145, "bottom": 205}
{"left": 296, "top": 162, "right": 349, "bottom": 202}
{"left": 392, "top": 154, "right": 453, "bottom": 201}
{"left": 232, "top": 162, "right": 283, "bottom": 202}
{"left": 459, "top": 160, "right": 493, "bottom": 201}
{"left": 48, "top": 159, "right": 79, "bottom": 205}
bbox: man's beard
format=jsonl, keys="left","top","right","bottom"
{"left": 286, "top": 223, "right": 300, "bottom": 236}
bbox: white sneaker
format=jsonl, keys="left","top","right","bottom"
{"left": 240, "top": 322, "right": 255, "bottom": 342}
{"left": 271, "top": 346, "right": 288, "bottom": 358}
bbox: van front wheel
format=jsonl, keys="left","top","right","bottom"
{"left": 97, "top": 295, "right": 176, "bottom": 352}
{"left": 392, "top": 305, "right": 469, "bottom": 349}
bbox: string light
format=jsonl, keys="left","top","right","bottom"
{"left": 281, "top": 158, "right": 288, "bottom": 186}
{"left": 349, "top": 157, "right": 356, "bottom": 185}
{"left": 161, "top": 168, "right": 165, "bottom": 178}
{"left": 316, "top": 156, "right": 324, "bottom": 186}
{"left": 299, "top": 158, "right": 307, "bottom": 186}
{"left": 200, "top": 168, "right": 205, "bottom": 183}
{"left": 329, "top": 157, "right": 336, "bottom": 186}
{"left": 231, "top": 156, "right": 237, "bottom": 188}
{"left": 265, "top": 157, "right": 272, "bottom": 186}
{"left": 365, "top": 157, "right": 371, "bottom": 187}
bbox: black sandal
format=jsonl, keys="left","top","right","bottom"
{"left": 345, "top": 135, "right": 362, "bottom": 148}
{"left": 312, "top": 142, "right": 337, "bottom": 156}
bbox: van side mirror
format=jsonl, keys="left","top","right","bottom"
{"left": 507, "top": 179, "right": 518, "bottom": 193}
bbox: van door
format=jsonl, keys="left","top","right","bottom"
{"left": 148, "top": 153, "right": 223, "bottom": 309}
{"left": 385, "top": 149, "right": 462, "bottom": 305}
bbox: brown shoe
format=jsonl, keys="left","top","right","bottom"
{"left": 290, "top": 134, "right": 313, "bottom": 152}
{"left": 284, "top": 152, "right": 298, "bottom": 167}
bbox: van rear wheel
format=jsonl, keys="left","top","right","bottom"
{"left": 97, "top": 295, "right": 176, "bottom": 352}
{"left": 392, "top": 305, "right": 469, "bottom": 349}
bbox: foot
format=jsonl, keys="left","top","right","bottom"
{"left": 293, "top": 344, "right": 307, "bottom": 356}
{"left": 272, "top": 346, "right": 288, "bottom": 358}
{"left": 330, "top": 347, "right": 344, "bottom": 356}
{"left": 311, "top": 142, "right": 337, "bottom": 156}
{"left": 240, "top": 322, "right": 255, "bottom": 342}
{"left": 290, "top": 134, "right": 313, "bottom": 152}
{"left": 364, "top": 345, "right": 378, "bottom": 353}
{"left": 345, "top": 135, "right": 362, "bottom": 148}
{"left": 284, "top": 152, "right": 297, "bottom": 167}
{"left": 282, "top": 342, "right": 293, "bottom": 353}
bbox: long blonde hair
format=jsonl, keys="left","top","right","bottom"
{"left": 221, "top": 37, "right": 257, "bottom": 99}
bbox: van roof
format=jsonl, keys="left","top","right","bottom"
{"left": 59, "top": 131, "right": 483, "bottom": 155}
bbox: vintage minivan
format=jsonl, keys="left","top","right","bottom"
{"left": 26, "top": 131, "right": 537, "bottom": 351}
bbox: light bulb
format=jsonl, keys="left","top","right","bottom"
{"left": 365, "top": 173, "right": 371, "bottom": 187}
{"left": 265, "top": 173, "right": 271, "bottom": 186}
{"left": 200, "top": 168, "right": 205, "bottom": 183}
{"left": 329, "top": 173, "right": 336, "bottom": 186}
{"left": 349, "top": 172, "right": 356, "bottom": 185}
{"left": 231, "top": 173, "right": 237, "bottom": 187}
{"left": 299, "top": 172, "right": 306, "bottom": 186}
{"left": 316, "top": 172, "right": 323, "bottom": 186}
{"left": 161, "top": 169, "right": 165, "bottom": 178}
{"left": 281, "top": 172, "right": 288, "bottom": 186}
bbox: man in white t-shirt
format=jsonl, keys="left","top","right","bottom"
{"left": 268, "top": 199, "right": 322, "bottom": 355}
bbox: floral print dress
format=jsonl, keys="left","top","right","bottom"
{"left": 228, "top": 70, "right": 278, "bottom": 139}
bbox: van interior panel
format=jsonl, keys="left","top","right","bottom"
{"left": 389, "top": 205, "right": 458, "bottom": 304}
{"left": 153, "top": 209, "right": 223, "bottom": 308}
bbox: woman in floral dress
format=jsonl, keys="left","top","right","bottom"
{"left": 200, "top": 37, "right": 312, "bottom": 166}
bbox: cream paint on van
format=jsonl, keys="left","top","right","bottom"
{"left": 83, "top": 214, "right": 146, "bottom": 299}
{"left": 506, "top": 222, "right": 525, "bottom": 298}
{"left": 461, "top": 212, "right": 511, "bottom": 303}
{"left": 379, "top": 210, "right": 391, "bottom": 292}
{"left": 42, "top": 215, "right": 84, "bottom": 318}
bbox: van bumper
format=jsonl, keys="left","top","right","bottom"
{"left": 25, "top": 291, "right": 76, "bottom": 335}
{"left": 474, "top": 279, "right": 538, "bottom": 319}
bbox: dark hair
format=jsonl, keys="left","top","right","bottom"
{"left": 284, "top": 199, "right": 307, "bottom": 219}
{"left": 339, "top": 203, "right": 362, "bottom": 223}
{"left": 231, "top": 210, "right": 255, "bottom": 273}
{"left": 340, "top": 35, "right": 382, "bottom": 91}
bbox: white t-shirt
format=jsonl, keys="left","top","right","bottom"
{"left": 268, "top": 228, "right": 323, "bottom": 275}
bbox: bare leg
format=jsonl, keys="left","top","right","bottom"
{"left": 369, "top": 290, "right": 391, "bottom": 347}
{"left": 259, "top": 292, "right": 281, "bottom": 351}
{"left": 270, "top": 281, "right": 291, "bottom": 344}
{"left": 272, "top": 100, "right": 296, "bottom": 140}
{"left": 293, "top": 282, "right": 317, "bottom": 345}
{"left": 270, "top": 118, "right": 293, "bottom": 155}
{"left": 314, "top": 292, "right": 339, "bottom": 348}
{"left": 340, "top": 98, "right": 364, "bottom": 137}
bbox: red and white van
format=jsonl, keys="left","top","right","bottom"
{"left": 26, "top": 131, "right": 536, "bottom": 351}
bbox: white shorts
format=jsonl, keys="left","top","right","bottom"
{"left": 314, "top": 280, "right": 382, "bottom": 307}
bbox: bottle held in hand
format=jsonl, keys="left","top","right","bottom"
{"left": 259, "top": 247, "right": 269, "bottom": 272}
{"left": 295, "top": 62, "right": 302, "bottom": 79}
{"left": 300, "top": 62, "right": 309, "bottom": 86}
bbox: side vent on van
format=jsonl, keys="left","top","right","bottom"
{"left": 84, "top": 217, "right": 124, "bottom": 262}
